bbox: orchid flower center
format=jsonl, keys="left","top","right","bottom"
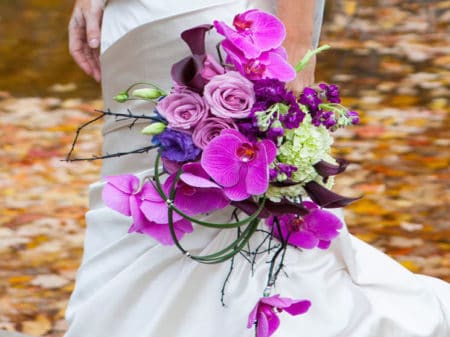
{"left": 244, "top": 60, "right": 266, "bottom": 76}
{"left": 289, "top": 217, "right": 305, "bottom": 232}
{"left": 236, "top": 143, "right": 256, "bottom": 162}
{"left": 233, "top": 14, "right": 253, "bottom": 32}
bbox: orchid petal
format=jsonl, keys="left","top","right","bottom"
{"left": 201, "top": 134, "right": 242, "bottom": 187}
{"left": 244, "top": 10, "right": 286, "bottom": 52}
{"left": 224, "top": 166, "right": 250, "bottom": 201}
{"left": 303, "top": 209, "right": 343, "bottom": 240}
{"left": 288, "top": 230, "right": 319, "bottom": 249}
{"left": 256, "top": 310, "right": 270, "bottom": 337}
{"left": 175, "top": 186, "right": 229, "bottom": 215}
{"left": 318, "top": 240, "right": 331, "bottom": 249}
{"left": 214, "top": 20, "right": 261, "bottom": 58}
{"left": 260, "top": 139, "right": 277, "bottom": 164}
{"left": 264, "top": 50, "right": 296, "bottom": 82}
{"left": 246, "top": 150, "right": 269, "bottom": 195}
{"left": 104, "top": 174, "right": 139, "bottom": 194}
{"left": 138, "top": 219, "right": 193, "bottom": 246}
{"left": 102, "top": 183, "right": 132, "bottom": 216}
{"left": 283, "top": 300, "right": 312, "bottom": 316}
{"left": 179, "top": 172, "right": 220, "bottom": 189}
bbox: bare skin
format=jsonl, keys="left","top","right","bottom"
{"left": 68, "top": 0, "right": 106, "bottom": 82}
{"left": 69, "top": 0, "right": 319, "bottom": 87}
{"left": 278, "top": 0, "right": 317, "bottom": 92}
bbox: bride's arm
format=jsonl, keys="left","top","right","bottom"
{"left": 68, "top": 0, "right": 107, "bottom": 82}
{"left": 278, "top": 0, "right": 322, "bottom": 91}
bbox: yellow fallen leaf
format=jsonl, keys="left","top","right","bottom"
{"left": 8, "top": 275, "right": 33, "bottom": 285}
{"left": 400, "top": 260, "right": 421, "bottom": 273}
{"left": 22, "top": 314, "right": 52, "bottom": 336}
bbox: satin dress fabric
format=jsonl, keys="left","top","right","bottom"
{"left": 64, "top": 1, "right": 450, "bottom": 336}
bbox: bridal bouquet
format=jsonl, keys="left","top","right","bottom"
{"left": 72, "top": 10, "right": 360, "bottom": 337}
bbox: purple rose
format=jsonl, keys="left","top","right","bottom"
{"left": 156, "top": 88, "right": 208, "bottom": 130}
{"left": 192, "top": 117, "right": 238, "bottom": 149}
{"left": 203, "top": 71, "right": 255, "bottom": 119}
{"left": 156, "top": 129, "right": 201, "bottom": 163}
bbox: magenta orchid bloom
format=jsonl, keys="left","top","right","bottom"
{"left": 214, "top": 10, "right": 286, "bottom": 59}
{"left": 248, "top": 294, "right": 311, "bottom": 337}
{"left": 102, "top": 174, "right": 193, "bottom": 246}
{"left": 201, "top": 129, "right": 276, "bottom": 201}
{"left": 166, "top": 162, "right": 230, "bottom": 215}
{"left": 266, "top": 201, "right": 343, "bottom": 249}
{"left": 222, "top": 40, "right": 296, "bottom": 82}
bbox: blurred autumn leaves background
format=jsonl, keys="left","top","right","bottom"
{"left": 0, "top": 0, "right": 449, "bottom": 336}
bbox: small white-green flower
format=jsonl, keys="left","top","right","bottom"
{"left": 277, "top": 115, "right": 333, "bottom": 183}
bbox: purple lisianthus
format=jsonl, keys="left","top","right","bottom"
{"left": 203, "top": 71, "right": 255, "bottom": 119}
{"left": 247, "top": 294, "right": 311, "bottom": 337}
{"left": 102, "top": 174, "right": 193, "bottom": 246}
{"left": 156, "top": 129, "right": 201, "bottom": 162}
{"left": 265, "top": 201, "right": 343, "bottom": 249}
{"left": 156, "top": 88, "right": 207, "bottom": 130}
{"left": 201, "top": 129, "right": 276, "bottom": 201}
{"left": 192, "top": 117, "right": 238, "bottom": 149}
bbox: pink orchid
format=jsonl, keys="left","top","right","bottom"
{"left": 266, "top": 202, "right": 343, "bottom": 249}
{"left": 201, "top": 129, "right": 276, "bottom": 201}
{"left": 222, "top": 40, "right": 296, "bottom": 82}
{"left": 102, "top": 174, "right": 193, "bottom": 246}
{"left": 167, "top": 162, "right": 230, "bottom": 215}
{"left": 214, "top": 10, "right": 286, "bottom": 59}
{"left": 248, "top": 294, "right": 311, "bottom": 337}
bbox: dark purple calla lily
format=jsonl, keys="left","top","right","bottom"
{"left": 314, "top": 158, "right": 348, "bottom": 181}
{"left": 231, "top": 197, "right": 308, "bottom": 219}
{"left": 171, "top": 25, "right": 215, "bottom": 93}
{"left": 304, "top": 181, "right": 360, "bottom": 208}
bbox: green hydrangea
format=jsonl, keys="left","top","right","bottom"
{"left": 277, "top": 115, "right": 333, "bottom": 184}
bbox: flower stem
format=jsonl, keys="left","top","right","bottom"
{"left": 295, "top": 44, "right": 331, "bottom": 72}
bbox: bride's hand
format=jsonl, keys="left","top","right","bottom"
{"left": 68, "top": 0, "right": 106, "bottom": 82}
{"left": 286, "top": 46, "right": 316, "bottom": 94}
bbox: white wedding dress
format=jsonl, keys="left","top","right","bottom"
{"left": 64, "top": 1, "right": 450, "bottom": 336}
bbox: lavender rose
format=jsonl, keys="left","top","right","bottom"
{"left": 156, "top": 87, "right": 208, "bottom": 130}
{"left": 155, "top": 129, "right": 201, "bottom": 162}
{"left": 192, "top": 117, "right": 238, "bottom": 149}
{"left": 203, "top": 71, "right": 255, "bottom": 119}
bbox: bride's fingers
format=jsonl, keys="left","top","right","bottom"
{"left": 69, "top": 9, "right": 94, "bottom": 78}
{"left": 85, "top": 43, "right": 101, "bottom": 82}
{"left": 85, "top": 6, "right": 102, "bottom": 49}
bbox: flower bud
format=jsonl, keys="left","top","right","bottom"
{"left": 114, "top": 92, "right": 129, "bottom": 103}
{"left": 141, "top": 122, "right": 167, "bottom": 136}
{"left": 132, "top": 87, "right": 164, "bottom": 100}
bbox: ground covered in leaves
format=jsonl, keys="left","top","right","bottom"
{"left": 1, "top": 1, "right": 449, "bottom": 336}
